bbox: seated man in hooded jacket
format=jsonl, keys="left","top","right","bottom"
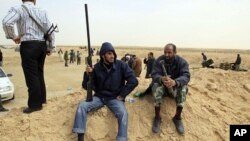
{"left": 73, "top": 42, "right": 138, "bottom": 141}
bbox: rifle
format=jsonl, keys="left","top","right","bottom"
{"left": 85, "top": 4, "right": 93, "bottom": 102}
{"left": 43, "top": 24, "right": 58, "bottom": 41}
{"left": 44, "top": 24, "right": 58, "bottom": 51}
{"left": 159, "top": 60, "right": 176, "bottom": 97}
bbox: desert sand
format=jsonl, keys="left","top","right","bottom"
{"left": 0, "top": 46, "right": 250, "bottom": 141}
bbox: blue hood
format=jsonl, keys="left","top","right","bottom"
{"left": 99, "top": 42, "right": 117, "bottom": 61}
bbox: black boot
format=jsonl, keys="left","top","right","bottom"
{"left": 152, "top": 106, "right": 161, "bottom": 133}
{"left": 173, "top": 106, "right": 184, "bottom": 134}
{"left": 78, "top": 133, "right": 84, "bottom": 141}
{"left": 172, "top": 117, "right": 184, "bottom": 134}
{"left": 152, "top": 117, "right": 162, "bottom": 133}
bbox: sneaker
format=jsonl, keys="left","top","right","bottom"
{"left": 133, "top": 92, "right": 146, "bottom": 97}
{"left": 172, "top": 117, "right": 185, "bottom": 134}
{"left": 152, "top": 117, "right": 161, "bottom": 133}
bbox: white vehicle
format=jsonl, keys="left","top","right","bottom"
{"left": 0, "top": 68, "right": 14, "bottom": 101}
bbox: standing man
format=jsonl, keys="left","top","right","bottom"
{"left": 2, "top": 0, "right": 55, "bottom": 113}
{"left": 0, "top": 49, "right": 3, "bottom": 67}
{"left": 76, "top": 50, "right": 81, "bottom": 65}
{"left": 64, "top": 50, "right": 69, "bottom": 67}
{"left": 133, "top": 52, "right": 155, "bottom": 97}
{"left": 151, "top": 43, "right": 190, "bottom": 134}
{"left": 69, "top": 49, "right": 74, "bottom": 64}
{"left": 58, "top": 48, "right": 64, "bottom": 62}
{"left": 73, "top": 42, "right": 138, "bottom": 141}
{"left": 144, "top": 52, "right": 155, "bottom": 78}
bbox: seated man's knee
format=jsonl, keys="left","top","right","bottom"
{"left": 176, "top": 85, "right": 188, "bottom": 106}
{"left": 116, "top": 108, "right": 128, "bottom": 119}
{"left": 152, "top": 83, "right": 161, "bottom": 93}
{"left": 78, "top": 102, "right": 89, "bottom": 112}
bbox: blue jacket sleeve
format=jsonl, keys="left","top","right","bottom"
{"left": 151, "top": 58, "right": 164, "bottom": 84}
{"left": 119, "top": 63, "right": 138, "bottom": 98}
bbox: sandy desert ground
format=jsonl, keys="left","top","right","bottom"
{"left": 0, "top": 46, "right": 250, "bottom": 141}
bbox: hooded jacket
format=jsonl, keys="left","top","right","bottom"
{"left": 151, "top": 55, "right": 190, "bottom": 87}
{"left": 82, "top": 42, "right": 138, "bottom": 99}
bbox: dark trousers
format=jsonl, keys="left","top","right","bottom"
{"left": 20, "top": 41, "right": 47, "bottom": 108}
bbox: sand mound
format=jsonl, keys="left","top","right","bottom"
{"left": 1, "top": 68, "right": 249, "bottom": 141}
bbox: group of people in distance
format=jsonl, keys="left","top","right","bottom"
{"left": 61, "top": 49, "right": 82, "bottom": 67}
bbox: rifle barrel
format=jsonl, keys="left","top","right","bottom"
{"left": 85, "top": 4, "right": 92, "bottom": 67}
{"left": 84, "top": 4, "right": 93, "bottom": 102}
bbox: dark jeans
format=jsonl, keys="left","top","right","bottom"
{"left": 20, "top": 41, "right": 47, "bottom": 108}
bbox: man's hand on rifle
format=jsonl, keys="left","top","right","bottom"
{"left": 117, "top": 95, "right": 124, "bottom": 101}
{"left": 86, "top": 65, "right": 93, "bottom": 74}
{"left": 161, "top": 76, "right": 176, "bottom": 88}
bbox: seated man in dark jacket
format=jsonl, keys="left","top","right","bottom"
{"left": 151, "top": 43, "right": 190, "bottom": 135}
{"left": 232, "top": 54, "right": 241, "bottom": 71}
{"left": 73, "top": 42, "right": 138, "bottom": 141}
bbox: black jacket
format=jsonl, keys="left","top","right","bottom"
{"left": 82, "top": 43, "right": 138, "bottom": 99}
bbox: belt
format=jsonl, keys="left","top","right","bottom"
{"left": 21, "top": 40, "right": 45, "bottom": 43}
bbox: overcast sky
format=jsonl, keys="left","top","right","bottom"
{"left": 1, "top": 0, "right": 250, "bottom": 49}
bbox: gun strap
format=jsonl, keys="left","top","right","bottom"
{"left": 21, "top": 5, "right": 47, "bottom": 33}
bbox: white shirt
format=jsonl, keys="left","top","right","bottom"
{"left": 2, "top": 2, "right": 55, "bottom": 44}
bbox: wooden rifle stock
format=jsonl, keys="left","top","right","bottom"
{"left": 85, "top": 4, "right": 93, "bottom": 102}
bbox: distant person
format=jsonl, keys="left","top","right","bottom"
{"left": 0, "top": 49, "right": 3, "bottom": 67}
{"left": 201, "top": 52, "right": 207, "bottom": 67}
{"left": 232, "top": 54, "right": 241, "bottom": 71}
{"left": 73, "top": 50, "right": 76, "bottom": 63}
{"left": 134, "top": 52, "right": 155, "bottom": 97}
{"left": 58, "top": 48, "right": 64, "bottom": 62}
{"left": 76, "top": 51, "right": 81, "bottom": 65}
{"left": 73, "top": 42, "right": 138, "bottom": 141}
{"left": 2, "top": 0, "right": 55, "bottom": 113}
{"left": 96, "top": 48, "right": 100, "bottom": 55}
{"left": 131, "top": 55, "right": 142, "bottom": 77}
{"left": 64, "top": 51, "right": 69, "bottom": 67}
{"left": 201, "top": 52, "right": 214, "bottom": 68}
{"left": 121, "top": 54, "right": 132, "bottom": 66}
{"left": 69, "top": 49, "right": 74, "bottom": 64}
{"left": 0, "top": 95, "right": 8, "bottom": 112}
{"left": 151, "top": 43, "right": 190, "bottom": 135}
{"left": 144, "top": 52, "right": 155, "bottom": 78}
{"left": 121, "top": 54, "right": 142, "bottom": 77}
{"left": 90, "top": 47, "right": 94, "bottom": 56}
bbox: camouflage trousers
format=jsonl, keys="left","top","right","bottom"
{"left": 152, "top": 83, "right": 187, "bottom": 107}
